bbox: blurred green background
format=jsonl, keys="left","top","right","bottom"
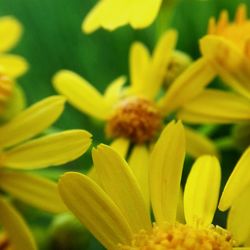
{"left": 0, "top": 0, "right": 249, "bottom": 249}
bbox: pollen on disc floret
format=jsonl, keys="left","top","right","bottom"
{"left": 118, "top": 223, "right": 234, "bottom": 250}
{"left": 106, "top": 96, "right": 162, "bottom": 144}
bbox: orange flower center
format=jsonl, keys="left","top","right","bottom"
{"left": 119, "top": 223, "right": 234, "bottom": 250}
{"left": 106, "top": 96, "right": 162, "bottom": 144}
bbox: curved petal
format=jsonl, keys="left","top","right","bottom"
{"left": 0, "top": 196, "right": 36, "bottom": 250}
{"left": 129, "top": 42, "right": 150, "bottom": 93}
{"left": 0, "top": 172, "right": 67, "bottom": 213}
{"left": 128, "top": 145, "right": 150, "bottom": 208}
{"left": 0, "top": 16, "right": 22, "bottom": 53}
{"left": 82, "top": 0, "right": 162, "bottom": 33}
{"left": 87, "top": 137, "right": 130, "bottom": 182}
{"left": 58, "top": 172, "right": 133, "bottom": 249}
{"left": 200, "top": 35, "right": 250, "bottom": 99}
{"left": 158, "top": 58, "right": 216, "bottom": 115}
{"left": 227, "top": 186, "right": 250, "bottom": 245}
{"left": 53, "top": 70, "right": 111, "bottom": 120}
{"left": 145, "top": 30, "right": 178, "bottom": 100}
{"left": 2, "top": 130, "right": 92, "bottom": 169}
{"left": 185, "top": 126, "right": 219, "bottom": 158}
{"left": 0, "top": 96, "right": 65, "bottom": 149}
{"left": 178, "top": 89, "right": 250, "bottom": 124}
{"left": 0, "top": 54, "right": 28, "bottom": 78}
{"left": 219, "top": 147, "right": 250, "bottom": 211}
{"left": 92, "top": 144, "right": 151, "bottom": 233}
{"left": 150, "top": 121, "right": 185, "bottom": 224}
{"left": 184, "top": 155, "right": 221, "bottom": 227}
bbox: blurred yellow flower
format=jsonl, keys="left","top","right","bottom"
{"left": 53, "top": 30, "right": 220, "bottom": 162}
{"left": 82, "top": 0, "right": 162, "bottom": 33}
{"left": 202, "top": 4, "right": 250, "bottom": 99}
{"left": 177, "top": 4, "right": 250, "bottom": 130}
{"left": 59, "top": 121, "right": 250, "bottom": 249}
{"left": 0, "top": 16, "right": 28, "bottom": 119}
{"left": 0, "top": 96, "right": 92, "bottom": 250}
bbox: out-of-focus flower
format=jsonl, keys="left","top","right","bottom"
{"left": 82, "top": 0, "right": 163, "bottom": 33}
{"left": 53, "top": 30, "right": 220, "bottom": 163}
{"left": 0, "top": 16, "right": 28, "bottom": 120}
{"left": 58, "top": 121, "right": 250, "bottom": 249}
{"left": 180, "top": 5, "right": 250, "bottom": 124}
{"left": 202, "top": 4, "right": 250, "bottom": 99}
{"left": 0, "top": 96, "right": 92, "bottom": 250}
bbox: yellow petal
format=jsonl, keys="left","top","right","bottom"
{"left": 150, "top": 121, "right": 185, "bottom": 224}
{"left": 128, "top": 145, "right": 150, "bottom": 209}
{"left": 110, "top": 137, "right": 130, "bottom": 158}
{"left": 129, "top": 42, "right": 150, "bottom": 93}
{"left": 158, "top": 58, "right": 216, "bottom": 115}
{"left": 82, "top": 0, "right": 162, "bottom": 33}
{"left": 200, "top": 35, "right": 250, "bottom": 99}
{"left": 0, "top": 196, "right": 36, "bottom": 250}
{"left": 104, "top": 76, "right": 126, "bottom": 107}
{"left": 87, "top": 137, "right": 130, "bottom": 182}
{"left": 92, "top": 144, "right": 151, "bottom": 233}
{"left": 227, "top": 186, "right": 250, "bottom": 245}
{"left": 0, "top": 96, "right": 65, "bottom": 149}
{"left": 0, "top": 16, "right": 22, "bottom": 53}
{"left": 145, "top": 30, "right": 178, "bottom": 100}
{"left": 53, "top": 70, "right": 111, "bottom": 120}
{"left": 58, "top": 172, "right": 133, "bottom": 249}
{"left": 219, "top": 147, "right": 250, "bottom": 211}
{"left": 0, "top": 54, "right": 28, "bottom": 78}
{"left": 184, "top": 155, "right": 221, "bottom": 227}
{"left": 178, "top": 89, "right": 250, "bottom": 124}
{"left": 185, "top": 126, "right": 219, "bottom": 158}
{"left": 0, "top": 172, "right": 67, "bottom": 213}
{"left": 2, "top": 130, "right": 92, "bottom": 169}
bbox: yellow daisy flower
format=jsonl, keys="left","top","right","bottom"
{"left": 0, "top": 96, "right": 92, "bottom": 250}
{"left": 82, "top": 0, "right": 162, "bottom": 33}
{"left": 179, "top": 4, "right": 250, "bottom": 124}
{"left": 0, "top": 16, "right": 28, "bottom": 118}
{"left": 59, "top": 121, "right": 250, "bottom": 250}
{"left": 53, "top": 30, "right": 220, "bottom": 163}
{"left": 202, "top": 4, "right": 250, "bottom": 99}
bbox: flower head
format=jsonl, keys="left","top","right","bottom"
{"left": 0, "top": 16, "right": 28, "bottom": 119}
{"left": 177, "top": 4, "right": 250, "bottom": 125}
{"left": 200, "top": 4, "right": 250, "bottom": 99}
{"left": 53, "top": 30, "right": 219, "bottom": 158}
{"left": 59, "top": 121, "right": 250, "bottom": 249}
{"left": 82, "top": 0, "right": 163, "bottom": 33}
{"left": 0, "top": 96, "right": 92, "bottom": 250}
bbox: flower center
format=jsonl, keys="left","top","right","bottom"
{"left": 106, "top": 96, "right": 162, "bottom": 144}
{"left": 0, "top": 73, "right": 13, "bottom": 115}
{"left": 208, "top": 4, "right": 250, "bottom": 52}
{"left": 119, "top": 223, "right": 234, "bottom": 250}
{"left": 0, "top": 233, "right": 10, "bottom": 250}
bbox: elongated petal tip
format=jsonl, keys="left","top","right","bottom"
{"left": 219, "top": 147, "right": 250, "bottom": 211}
{"left": 0, "top": 16, "right": 23, "bottom": 52}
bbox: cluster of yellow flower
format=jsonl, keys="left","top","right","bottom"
{"left": 0, "top": 2, "right": 249, "bottom": 250}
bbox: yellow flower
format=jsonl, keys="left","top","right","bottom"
{"left": 0, "top": 16, "right": 28, "bottom": 118}
{"left": 58, "top": 121, "right": 250, "bottom": 249}
{"left": 0, "top": 96, "right": 92, "bottom": 250}
{"left": 53, "top": 30, "right": 220, "bottom": 163}
{"left": 82, "top": 0, "right": 162, "bottom": 33}
{"left": 179, "top": 5, "right": 250, "bottom": 124}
